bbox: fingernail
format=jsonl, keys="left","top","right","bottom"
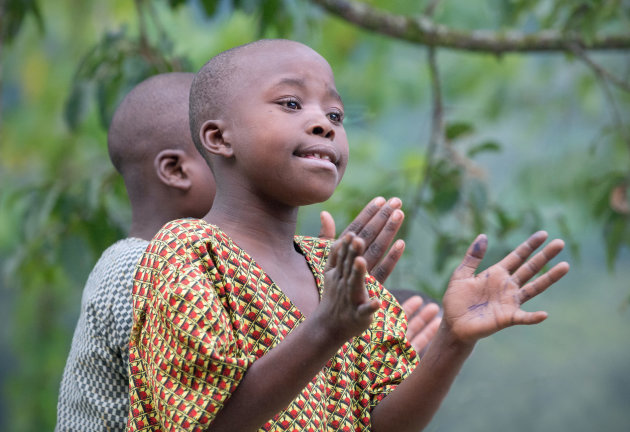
{"left": 374, "top": 197, "right": 386, "bottom": 207}
{"left": 391, "top": 209, "right": 403, "bottom": 222}
{"left": 387, "top": 197, "right": 402, "bottom": 208}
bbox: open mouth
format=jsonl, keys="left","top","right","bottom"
{"left": 294, "top": 147, "right": 339, "bottom": 166}
{"left": 299, "top": 152, "right": 333, "bottom": 162}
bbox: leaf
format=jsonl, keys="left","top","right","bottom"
{"left": 64, "top": 81, "right": 90, "bottom": 131}
{"left": 434, "top": 233, "right": 458, "bottom": 273}
{"left": 1, "top": 0, "right": 44, "bottom": 44}
{"left": 467, "top": 140, "right": 501, "bottom": 158}
{"left": 556, "top": 214, "right": 581, "bottom": 262}
{"left": 468, "top": 178, "right": 488, "bottom": 212}
{"left": 198, "top": 0, "right": 220, "bottom": 16}
{"left": 167, "top": 0, "right": 188, "bottom": 9}
{"left": 445, "top": 121, "right": 474, "bottom": 141}
{"left": 429, "top": 161, "right": 462, "bottom": 214}
{"left": 467, "top": 178, "right": 488, "bottom": 233}
{"left": 492, "top": 205, "right": 520, "bottom": 238}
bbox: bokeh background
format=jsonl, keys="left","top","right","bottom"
{"left": 1, "top": 1, "right": 629, "bottom": 431}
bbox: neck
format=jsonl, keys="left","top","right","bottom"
{"left": 205, "top": 191, "right": 300, "bottom": 259}
{"left": 128, "top": 206, "right": 174, "bottom": 241}
{"left": 128, "top": 191, "right": 190, "bottom": 241}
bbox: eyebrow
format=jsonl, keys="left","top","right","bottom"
{"left": 273, "top": 77, "right": 344, "bottom": 107}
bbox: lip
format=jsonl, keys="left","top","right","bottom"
{"left": 293, "top": 145, "right": 340, "bottom": 166}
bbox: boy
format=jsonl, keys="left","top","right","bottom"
{"left": 55, "top": 70, "right": 430, "bottom": 432}
{"left": 55, "top": 72, "right": 216, "bottom": 432}
{"left": 127, "top": 39, "right": 569, "bottom": 432}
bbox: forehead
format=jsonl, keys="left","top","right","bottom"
{"left": 233, "top": 42, "right": 339, "bottom": 98}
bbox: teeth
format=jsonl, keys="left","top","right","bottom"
{"left": 300, "top": 152, "right": 333, "bottom": 162}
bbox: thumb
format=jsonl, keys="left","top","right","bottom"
{"left": 319, "top": 211, "right": 336, "bottom": 240}
{"left": 451, "top": 234, "right": 487, "bottom": 280}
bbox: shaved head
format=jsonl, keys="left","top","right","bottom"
{"left": 189, "top": 39, "right": 325, "bottom": 157}
{"left": 108, "top": 72, "right": 196, "bottom": 179}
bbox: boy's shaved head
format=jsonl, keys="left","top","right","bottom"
{"left": 189, "top": 39, "right": 325, "bottom": 157}
{"left": 108, "top": 72, "right": 196, "bottom": 178}
{"left": 107, "top": 72, "right": 216, "bottom": 239}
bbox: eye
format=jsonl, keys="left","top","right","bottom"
{"left": 328, "top": 110, "right": 344, "bottom": 124}
{"left": 278, "top": 98, "right": 301, "bottom": 110}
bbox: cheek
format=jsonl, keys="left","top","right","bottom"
{"left": 336, "top": 134, "right": 350, "bottom": 182}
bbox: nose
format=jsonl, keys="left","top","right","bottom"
{"left": 307, "top": 117, "right": 335, "bottom": 140}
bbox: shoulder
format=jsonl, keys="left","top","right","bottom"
{"left": 136, "top": 219, "right": 233, "bottom": 286}
{"left": 144, "top": 218, "right": 219, "bottom": 260}
{"left": 83, "top": 238, "right": 150, "bottom": 300}
{"left": 153, "top": 218, "right": 213, "bottom": 243}
{"left": 294, "top": 235, "right": 331, "bottom": 261}
{"left": 95, "top": 238, "right": 150, "bottom": 270}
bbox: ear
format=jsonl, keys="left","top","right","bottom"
{"left": 199, "top": 119, "right": 233, "bottom": 158}
{"left": 154, "top": 149, "right": 192, "bottom": 191}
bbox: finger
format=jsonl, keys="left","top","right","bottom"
{"left": 348, "top": 256, "right": 368, "bottom": 305}
{"left": 519, "top": 261, "right": 570, "bottom": 304}
{"left": 511, "top": 239, "right": 565, "bottom": 286}
{"left": 342, "top": 234, "right": 362, "bottom": 282}
{"left": 498, "top": 231, "right": 548, "bottom": 273}
{"left": 356, "top": 298, "right": 381, "bottom": 317}
{"left": 407, "top": 302, "right": 440, "bottom": 335}
{"left": 510, "top": 309, "right": 548, "bottom": 326}
{"left": 371, "top": 239, "right": 405, "bottom": 284}
{"left": 326, "top": 232, "right": 351, "bottom": 270}
{"left": 401, "top": 295, "right": 424, "bottom": 320}
{"left": 352, "top": 198, "right": 402, "bottom": 244}
{"left": 339, "top": 196, "right": 387, "bottom": 238}
{"left": 417, "top": 302, "right": 441, "bottom": 324}
{"left": 450, "top": 234, "right": 488, "bottom": 281}
{"left": 409, "top": 315, "right": 441, "bottom": 354}
{"left": 319, "top": 211, "right": 336, "bottom": 240}
{"left": 364, "top": 208, "right": 404, "bottom": 274}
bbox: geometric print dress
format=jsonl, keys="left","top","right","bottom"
{"left": 127, "top": 219, "right": 418, "bottom": 431}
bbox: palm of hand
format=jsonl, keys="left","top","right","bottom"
{"left": 319, "top": 233, "right": 380, "bottom": 342}
{"left": 444, "top": 265, "right": 530, "bottom": 342}
{"left": 442, "top": 232, "right": 569, "bottom": 344}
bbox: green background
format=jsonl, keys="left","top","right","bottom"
{"left": 1, "top": 1, "right": 629, "bottom": 430}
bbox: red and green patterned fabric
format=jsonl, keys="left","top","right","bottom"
{"left": 127, "top": 219, "right": 417, "bottom": 432}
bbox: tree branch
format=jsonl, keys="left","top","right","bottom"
{"left": 399, "top": 46, "right": 443, "bottom": 242}
{"left": 311, "top": 0, "right": 630, "bottom": 54}
{"left": 568, "top": 43, "right": 630, "bottom": 93}
{"left": 0, "top": 0, "right": 6, "bottom": 135}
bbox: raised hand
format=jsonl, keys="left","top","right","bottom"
{"left": 319, "top": 197, "right": 405, "bottom": 284}
{"left": 317, "top": 233, "right": 381, "bottom": 342}
{"left": 442, "top": 231, "right": 570, "bottom": 344}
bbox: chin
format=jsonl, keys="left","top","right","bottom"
{"left": 289, "top": 187, "right": 337, "bottom": 207}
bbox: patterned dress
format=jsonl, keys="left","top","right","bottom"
{"left": 56, "top": 237, "right": 150, "bottom": 432}
{"left": 127, "top": 219, "right": 417, "bottom": 431}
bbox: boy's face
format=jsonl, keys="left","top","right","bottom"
{"left": 220, "top": 41, "right": 349, "bottom": 207}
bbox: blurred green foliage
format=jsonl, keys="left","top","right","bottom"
{"left": 1, "top": 0, "right": 629, "bottom": 431}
